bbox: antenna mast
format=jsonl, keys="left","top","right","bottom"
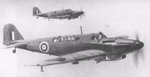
{"left": 80, "top": 26, "right": 83, "bottom": 35}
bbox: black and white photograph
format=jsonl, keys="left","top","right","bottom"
{"left": 0, "top": 0, "right": 149, "bottom": 77}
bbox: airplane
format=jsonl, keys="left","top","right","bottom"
{"left": 3, "top": 24, "right": 144, "bottom": 72}
{"left": 33, "top": 7, "right": 84, "bottom": 20}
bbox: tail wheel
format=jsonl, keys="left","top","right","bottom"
{"left": 12, "top": 48, "right": 16, "bottom": 53}
{"left": 72, "top": 61, "right": 79, "bottom": 64}
{"left": 40, "top": 66, "right": 44, "bottom": 72}
{"left": 122, "top": 55, "right": 126, "bottom": 59}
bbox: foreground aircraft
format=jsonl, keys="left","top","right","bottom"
{"left": 3, "top": 24, "right": 144, "bottom": 72}
{"left": 33, "top": 7, "right": 84, "bottom": 20}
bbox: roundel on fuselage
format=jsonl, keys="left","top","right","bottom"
{"left": 39, "top": 41, "right": 49, "bottom": 53}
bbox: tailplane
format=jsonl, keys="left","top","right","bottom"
{"left": 3, "top": 24, "right": 24, "bottom": 46}
{"left": 33, "top": 7, "right": 41, "bottom": 16}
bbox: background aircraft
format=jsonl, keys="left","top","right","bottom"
{"left": 3, "top": 24, "right": 144, "bottom": 72}
{"left": 33, "top": 7, "right": 84, "bottom": 20}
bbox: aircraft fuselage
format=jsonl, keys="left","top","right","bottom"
{"left": 19, "top": 33, "right": 144, "bottom": 59}
{"left": 36, "top": 9, "right": 84, "bottom": 19}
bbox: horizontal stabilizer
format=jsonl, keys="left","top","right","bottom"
{"left": 3, "top": 42, "right": 27, "bottom": 49}
{"left": 27, "top": 50, "right": 105, "bottom": 67}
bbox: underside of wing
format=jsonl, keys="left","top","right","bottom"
{"left": 33, "top": 50, "right": 106, "bottom": 66}
{"left": 37, "top": 13, "right": 71, "bottom": 19}
{"left": 54, "top": 15, "right": 71, "bottom": 19}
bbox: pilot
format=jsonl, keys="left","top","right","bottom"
{"left": 91, "top": 33, "right": 97, "bottom": 40}
{"left": 57, "top": 36, "right": 61, "bottom": 42}
{"left": 98, "top": 32, "right": 107, "bottom": 43}
{"left": 52, "top": 38, "right": 57, "bottom": 42}
{"left": 74, "top": 35, "right": 80, "bottom": 40}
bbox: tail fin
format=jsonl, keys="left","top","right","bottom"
{"left": 33, "top": 7, "right": 41, "bottom": 16}
{"left": 3, "top": 24, "right": 24, "bottom": 45}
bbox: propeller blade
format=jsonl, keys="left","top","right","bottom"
{"left": 80, "top": 8, "right": 82, "bottom": 11}
{"left": 135, "top": 32, "right": 139, "bottom": 41}
{"left": 79, "top": 8, "right": 85, "bottom": 19}
{"left": 79, "top": 16, "right": 82, "bottom": 20}
{"left": 133, "top": 50, "right": 140, "bottom": 67}
{"left": 139, "top": 48, "right": 144, "bottom": 61}
{"left": 80, "top": 13, "right": 85, "bottom": 20}
{"left": 133, "top": 32, "right": 144, "bottom": 67}
{"left": 83, "top": 10, "right": 85, "bottom": 17}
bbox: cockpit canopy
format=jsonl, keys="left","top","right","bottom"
{"left": 52, "top": 35, "right": 79, "bottom": 42}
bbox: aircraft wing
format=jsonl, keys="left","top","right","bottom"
{"left": 54, "top": 15, "right": 71, "bottom": 19}
{"left": 37, "top": 13, "right": 71, "bottom": 19}
{"left": 32, "top": 50, "right": 106, "bottom": 66}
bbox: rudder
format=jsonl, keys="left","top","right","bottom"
{"left": 3, "top": 24, "right": 24, "bottom": 45}
{"left": 33, "top": 7, "right": 41, "bottom": 16}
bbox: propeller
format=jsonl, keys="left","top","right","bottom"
{"left": 133, "top": 32, "right": 144, "bottom": 67}
{"left": 135, "top": 33, "right": 139, "bottom": 41}
{"left": 79, "top": 9, "right": 85, "bottom": 20}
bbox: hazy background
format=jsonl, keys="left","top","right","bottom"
{"left": 0, "top": 0, "right": 150, "bottom": 77}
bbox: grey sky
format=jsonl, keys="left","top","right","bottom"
{"left": 0, "top": 0, "right": 150, "bottom": 77}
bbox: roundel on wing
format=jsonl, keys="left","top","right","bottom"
{"left": 39, "top": 41, "right": 49, "bottom": 53}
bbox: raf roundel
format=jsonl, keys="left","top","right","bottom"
{"left": 39, "top": 41, "right": 49, "bottom": 53}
